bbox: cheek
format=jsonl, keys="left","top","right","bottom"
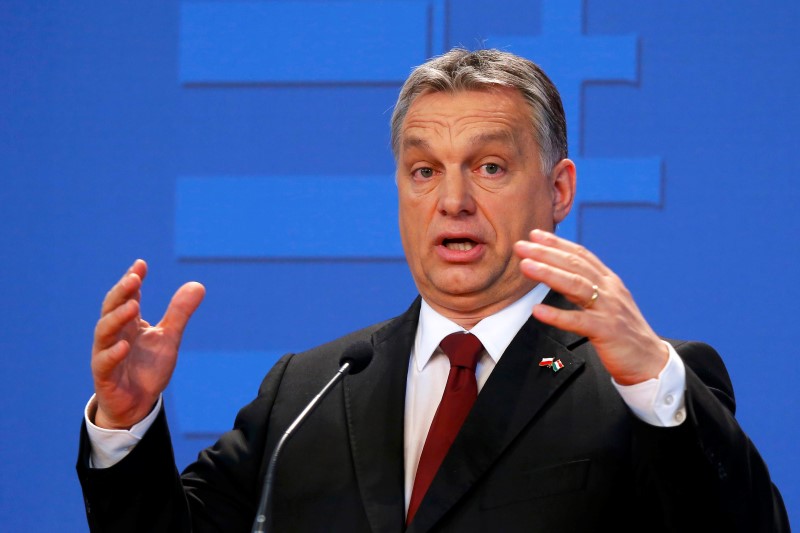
{"left": 508, "top": 185, "right": 553, "bottom": 231}
{"left": 399, "top": 191, "right": 432, "bottom": 229}
{"left": 398, "top": 200, "right": 425, "bottom": 252}
{"left": 481, "top": 197, "right": 524, "bottom": 239}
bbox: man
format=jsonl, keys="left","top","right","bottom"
{"left": 78, "top": 49, "right": 789, "bottom": 532}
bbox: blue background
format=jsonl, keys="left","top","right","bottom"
{"left": 1, "top": 0, "right": 797, "bottom": 529}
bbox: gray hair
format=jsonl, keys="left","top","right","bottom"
{"left": 390, "top": 48, "right": 568, "bottom": 175}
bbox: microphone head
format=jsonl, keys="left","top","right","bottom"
{"left": 339, "top": 341, "right": 373, "bottom": 375}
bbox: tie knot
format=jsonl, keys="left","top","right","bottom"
{"left": 439, "top": 332, "right": 483, "bottom": 371}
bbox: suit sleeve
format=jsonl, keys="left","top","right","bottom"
{"left": 76, "top": 353, "right": 294, "bottom": 533}
{"left": 630, "top": 341, "right": 789, "bottom": 532}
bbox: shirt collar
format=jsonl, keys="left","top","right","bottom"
{"left": 414, "top": 284, "right": 551, "bottom": 371}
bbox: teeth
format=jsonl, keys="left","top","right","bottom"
{"left": 445, "top": 241, "right": 475, "bottom": 251}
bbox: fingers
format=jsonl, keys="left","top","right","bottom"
{"left": 129, "top": 258, "right": 148, "bottom": 281}
{"left": 514, "top": 230, "right": 618, "bottom": 309}
{"left": 94, "top": 299, "right": 140, "bottom": 354}
{"left": 532, "top": 301, "right": 598, "bottom": 334}
{"left": 523, "top": 229, "right": 609, "bottom": 274}
{"left": 518, "top": 259, "right": 591, "bottom": 307}
{"left": 158, "top": 282, "right": 206, "bottom": 339}
{"left": 95, "top": 260, "right": 146, "bottom": 357}
{"left": 515, "top": 242, "right": 597, "bottom": 285}
{"left": 91, "top": 338, "right": 131, "bottom": 380}
{"left": 100, "top": 260, "right": 147, "bottom": 317}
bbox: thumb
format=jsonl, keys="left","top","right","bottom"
{"left": 159, "top": 281, "right": 206, "bottom": 339}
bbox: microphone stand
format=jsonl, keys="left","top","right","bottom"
{"left": 251, "top": 361, "right": 354, "bottom": 533}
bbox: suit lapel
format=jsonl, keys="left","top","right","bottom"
{"left": 407, "top": 292, "right": 587, "bottom": 533}
{"left": 344, "top": 299, "right": 421, "bottom": 533}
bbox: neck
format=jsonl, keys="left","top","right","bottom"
{"left": 423, "top": 289, "right": 533, "bottom": 330}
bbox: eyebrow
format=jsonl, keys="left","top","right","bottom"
{"left": 467, "top": 130, "right": 518, "bottom": 149}
{"left": 401, "top": 130, "right": 518, "bottom": 152}
{"left": 401, "top": 136, "right": 431, "bottom": 151}
{"left": 467, "top": 130, "right": 526, "bottom": 159}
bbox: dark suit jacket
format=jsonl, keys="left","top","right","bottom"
{"left": 77, "top": 293, "right": 789, "bottom": 532}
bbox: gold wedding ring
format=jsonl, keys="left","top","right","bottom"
{"left": 583, "top": 284, "right": 599, "bottom": 309}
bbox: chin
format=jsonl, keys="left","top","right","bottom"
{"left": 429, "top": 277, "right": 495, "bottom": 302}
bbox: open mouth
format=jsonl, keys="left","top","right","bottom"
{"left": 442, "top": 238, "right": 477, "bottom": 251}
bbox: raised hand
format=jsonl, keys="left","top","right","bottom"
{"left": 514, "top": 230, "right": 668, "bottom": 385}
{"left": 91, "top": 260, "right": 205, "bottom": 429}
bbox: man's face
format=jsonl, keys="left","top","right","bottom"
{"left": 396, "top": 88, "right": 572, "bottom": 317}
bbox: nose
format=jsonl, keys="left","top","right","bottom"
{"left": 437, "top": 171, "right": 476, "bottom": 217}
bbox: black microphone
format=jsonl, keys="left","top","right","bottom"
{"left": 251, "top": 341, "right": 374, "bottom": 533}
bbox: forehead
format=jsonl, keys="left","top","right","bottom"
{"left": 400, "top": 88, "right": 534, "bottom": 147}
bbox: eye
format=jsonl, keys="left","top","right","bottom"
{"left": 478, "top": 163, "right": 504, "bottom": 177}
{"left": 412, "top": 167, "right": 435, "bottom": 180}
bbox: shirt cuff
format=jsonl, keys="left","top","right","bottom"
{"left": 84, "top": 394, "right": 162, "bottom": 469}
{"left": 613, "top": 341, "right": 687, "bottom": 427}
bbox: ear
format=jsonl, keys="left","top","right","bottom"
{"left": 550, "top": 158, "right": 576, "bottom": 225}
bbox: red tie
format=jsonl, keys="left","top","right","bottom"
{"left": 407, "top": 332, "right": 484, "bottom": 524}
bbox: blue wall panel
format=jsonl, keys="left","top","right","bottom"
{"left": 176, "top": 176, "right": 401, "bottom": 258}
{"left": 180, "top": 1, "right": 445, "bottom": 83}
{"left": 172, "top": 351, "right": 283, "bottom": 434}
{"left": 1, "top": 0, "right": 798, "bottom": 530}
